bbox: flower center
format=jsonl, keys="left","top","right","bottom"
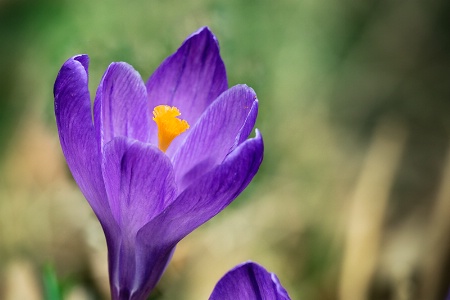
{"left": 152, "top": 105, "right": 189, "bottom": 152}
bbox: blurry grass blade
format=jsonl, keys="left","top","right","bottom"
{"left": 42, "top": 264, "right": 62, "bottom": 300}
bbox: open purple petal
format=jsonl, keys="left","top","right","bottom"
{"left": 101, "top": 137, "right": 176, "bottom": 233}
{"left": 126, "top": 130, "right": 262, "bottom": 297}
{"left": 231, "top": 99, "right": 259, "bottom": 151}
{"left": 146, "top": 27, "right": 228, "bottom": 149}
{"left": 54, "top": 55, "right": 113, "bottom": 224}
{"left": 102, "top": 137, "right": 176, "bottom": 299}
{"left": 172, "top": 84, "right": 258, "bottom": 192}
{"left": 94, "top": 62, "right": 150, "bottom": 151}
{"left": 137, "top": 130, "right": 263, "bottom": 249}
{"left": 209, "top": 262, "right": 291, "bottom": 300}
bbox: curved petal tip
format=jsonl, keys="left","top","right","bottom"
{"left": 209, "top": 261, "right": 291, "bottom": 300}
{"left": 54, "top": 54, "right": 89, "bottom": 97}
{"left": 73, "top": 54, "right": 89, "bottom": 71}
{"left": 187, "top": 26, "right": 219, "bottom": 45}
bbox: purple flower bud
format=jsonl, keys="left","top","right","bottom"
{"left": 54, "top": 27, "right": 263, "bottom": 300}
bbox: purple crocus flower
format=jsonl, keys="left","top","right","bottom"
{"left": 210, "top": 261, "right": 291, "bottom": 300}
{"left": 54, "top": 27, "right": 263, "bottom": 300}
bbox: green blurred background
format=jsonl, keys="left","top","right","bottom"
{"left": 1, "top": 0, "right": 450, "bottom": 299}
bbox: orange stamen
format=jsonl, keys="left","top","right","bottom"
{"left": 152, "top": 105, "right": 189, "bottom": 152}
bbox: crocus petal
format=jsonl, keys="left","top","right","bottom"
{"left": 54, "top": 55, "right": 112, "bottom": 223}
{"left": 101, "top": 137, "right": 176, "bottom": 233}
{"left": 130, "top": 132, "right": 262, "bottom": 296}
{"left": 172, "top": 84, "right": 258, "bottom": 192}
{"left": 209, "top": 262, "right": 291, "bottom": 300}
{"left": 102, "top": 137, "right": 176, "bottom": 299}
{"left": 108, "top": 230, "right": 172, "bottom": 300}
{"left": 112, "top": 244, "right": 175, "bottom": 300}
{"left": 231, "top": 99, "right": 259, "bottom": 151}
{"left": 94, "top": 62, "right": 150, "bottom": 151}
{"left": 137, "top": 130, "right": 263, "bottom": 250}
{"left": 146, "top": 27, "right": 228, "bottom": 150}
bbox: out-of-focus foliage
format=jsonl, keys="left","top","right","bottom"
{"left": 1, "top": 0, "right": 450, "bottom": 299}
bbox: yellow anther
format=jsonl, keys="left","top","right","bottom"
{"left": 152, "top": 105, "right": 189, "bottom": 152}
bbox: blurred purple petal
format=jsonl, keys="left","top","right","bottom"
{"left": 94, "top": 62, "right": 150, "bottom": 150}
{"left": 172, "top": 84, "right": 258, "bottom": 192}
{"left": 209, "top": 262, "right": 291, "bottom": 300}
{"left": 146, "top": 27, "right": 228, "bottom": 152}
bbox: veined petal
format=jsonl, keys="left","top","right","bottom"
{"left": 172, "top": 84, "right": 258, "bottom": 193}
{"left": 137, "top": 130, "right": 263, "bottom": 251}
{"left": 101, "top": 137, "right": 176, "bottom": 232}
{"left": 146, "top": 27, "right": 228, "bottom": 151}
{"left": 231, "top": 99, "right": 259, "bottom": 151}
{"left": 131, "top": 132, "right": 263, "bottom": 295}
{"left": 111, "top": 244, "right": 175, "bottom": 300}
{"left": 94, "top": 62, "right": 150, "bottom": 151}
{"left": 209, "top": 262, "right": 291, "bottom": 300}
{"left": 54, "top": 54, "right": 112, "bottom": 223}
